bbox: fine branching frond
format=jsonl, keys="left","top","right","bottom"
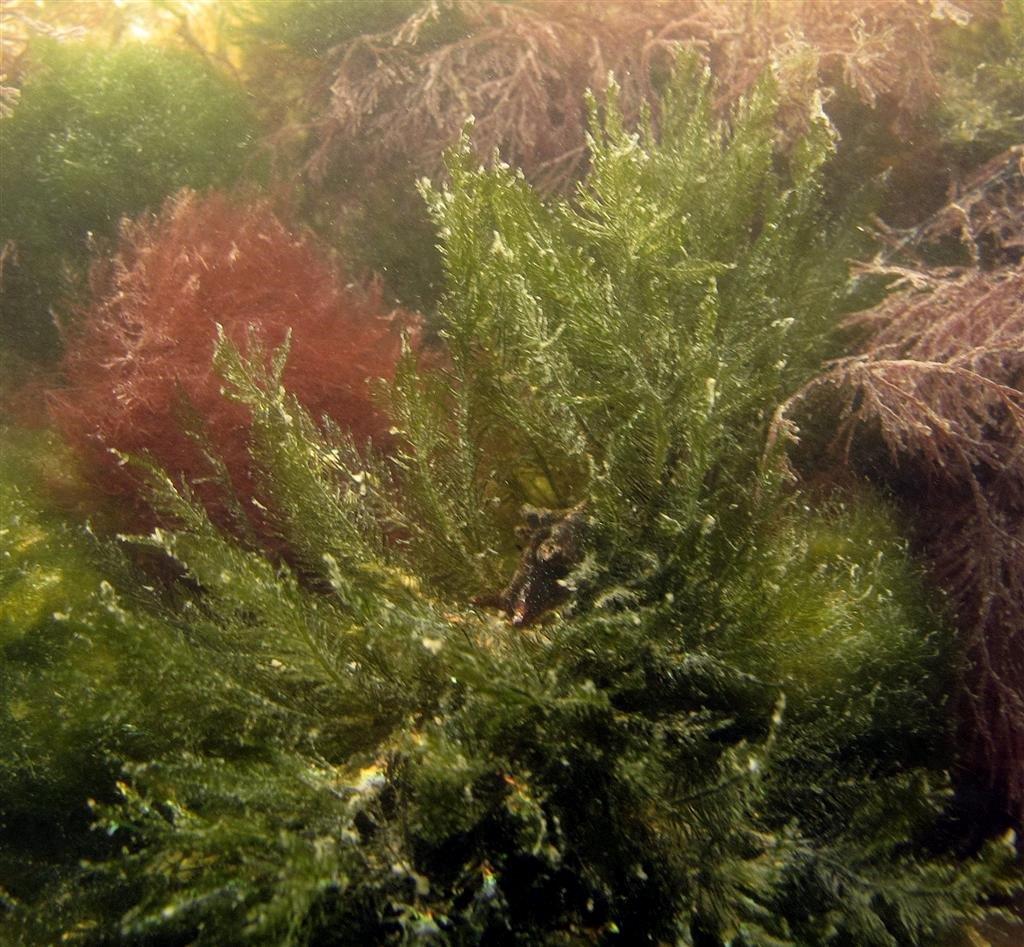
{"left": 3, "top": 53, "right": 1019, "bottom": 947}
{"left": 307, "top": 0, "right": 995, "bottom": 193}
{"left": 871, "top": 144, "right": 1024, "bottom": 268}
{"left": 772, "top": 264, "right": 1024, "bottom": 814}
{"left": 47, "top": 189, "right": 420, "bottom": 537}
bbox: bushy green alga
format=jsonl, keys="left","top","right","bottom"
{"left": 0, "top": 39, "right": 258, "bottom": 361}
{"left": 1, "top": 59, "right": 1018, "bottom": 945}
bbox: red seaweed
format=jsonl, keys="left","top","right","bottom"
{"left": 773, "top": 264, "right": 1024, "bottom": 815}
{"left": 49, "top": 189, "right": 420, "bottom": 534}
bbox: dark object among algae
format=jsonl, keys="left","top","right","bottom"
{"left": 474, "top": 503, "right": 590, "bottom": 626}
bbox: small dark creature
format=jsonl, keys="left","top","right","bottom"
{"left": 475, "top": 502, "right": 590, "bottom": 626}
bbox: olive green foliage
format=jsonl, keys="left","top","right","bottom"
{"left": 0, "top": 39, "right": 258, "bottom": 361}
{"left": 396, "top": 62, "right": 860, "bottom": 595}
{"left": 234, "top": 0, "right": 425, "bottom": 57}
{"left": 2, "top": 61, "right": 1019, "bottom": 944}
{"left": 302, "top": 152, "right": 444, "bottom": 312}
{"left": 937, "top": 0, "right": 1024, "bottom": 153}
{"left": 0, "top": 429, "right": 191, "bottom": 923}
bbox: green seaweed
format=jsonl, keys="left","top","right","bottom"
{"left": 233, "top": 0, "right": 428, "bottom": 57}
{"left": 1, "top": 57, "right": 1019, "bottom": 945}
{"left": 937, "top": 0, "right": 1024, "bottom": 154}
{"left": 0, "top": 39, "right": 259, "bottom": 362}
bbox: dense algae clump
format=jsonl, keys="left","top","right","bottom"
{"left": 0, "top": 39, "right": 258, "bottom": 363}
{"left": 1, "top": 53, "right": 1020, "bottom": 945}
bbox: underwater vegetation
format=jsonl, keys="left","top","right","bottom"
{"left": 937, "top": 0, "right": 1024, "bottom": 153}
{"left": 777, "top": 263, "right": 1024, "bottom": 821}
{"left": 0, "top": 1, "right": 1023, "bottom": 943}
{"left": 47, "top": 189, "right": 420, "bottom": 536}
{"left": 231, "top": 0, "right": 1024, "bottom": 311}
{"left": 774, "top": 143, "right": 1024, "bottom": 821}
{"left": 3, "top": 48, "right": 1023, "bottom": 943}
{"left": 301, "top": 0, "right": 1007, "bottom": 193}
{"left": 0, "top": 429, "right": 188, "bottom": 905}
{"left": 0, "top": 38, "right": 258, "bottom": 364}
